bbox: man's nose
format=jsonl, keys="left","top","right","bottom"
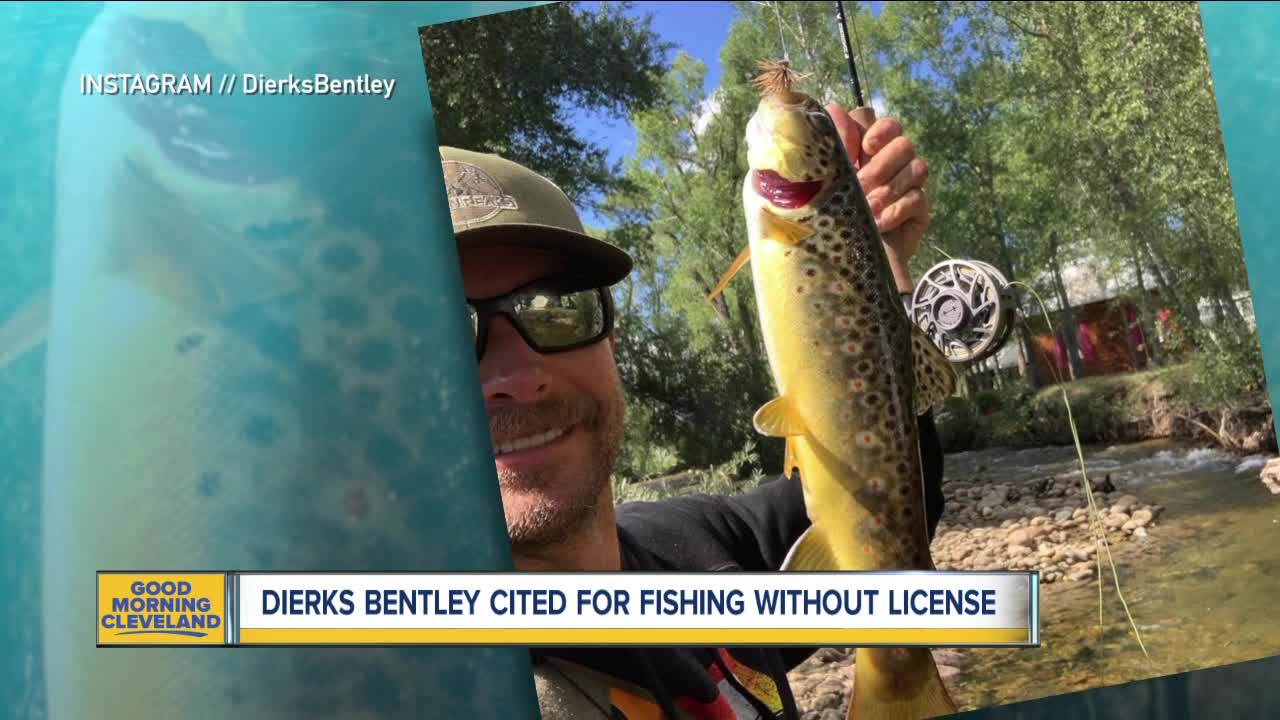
{"left": 480, "top": 315, "right": 552, "bottom": 403}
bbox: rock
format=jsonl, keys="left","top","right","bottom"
{"left": 1008, "top": 526, "right": 1046, "bottom": 547}
{"left": 933, "top": 650, "right": 967, "bottom": 668}
{"left": 937, "top": 665, "right": 962, "bottom": 683}
{"left": 1051, "top": 547, "right": 1067, "bottom": 562}
{"left": 1000, "top": 519, "right": 1016, "bottom": 529}
{"left": 981, "top": 506, "right": 995, "bottom": 518}
{"left": 1031, "top": 515, "right": 1051, "bottom": 527}
{"left": 1067, "top": 565, "right": 1095, "bottom": 582}
{"left": 1091, "top": 474, "right": 1116, "bottom": 493}
{"left": 1104, "top": 513, "right": 1129, "bottom": 529}
{"left": 1261, "top": 458, "right": 1280, "bottom": 494}
{"left": 1008, "top": 545, "right": 1032, "bottom": 557}
{"left": 1049, "top": 530, "right": 1067, "bottom": 543}
{"left": 1133, "top": 526, "right": 1148, "bottom": 539}
{"left": 1129, "top": 508, "right": 1153, "bottom": 526}
{"left": 813, "top": 647, "right": 849, "bottom": 664}
{"left": 1044, "top": 571, "right": 1059, "bottom": 583}
{"left": 1110, "top": 495, "right": 1140, "bottom": 514}
{"left": 1122, "top": 519, "right": 1140, "bottom": 533}
{"left": 1053, "top": 508, "right": 1075, "bottom": 522}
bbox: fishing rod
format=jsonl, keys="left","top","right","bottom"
{"left": 831, "top": 1, "right": 1018, "bottom": 366}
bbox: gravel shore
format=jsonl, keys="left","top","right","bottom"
{"left": 786, "top": 470, "right": 1164, "bottom": 719}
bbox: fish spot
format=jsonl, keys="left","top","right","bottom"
{"left": 323, "top": 295, "right": 369, "bottom": 329}
{"left": 862, "top": 392, "right": 884, "bottom": 409}
{"left": 855, "top": 431, "right": 878, "bottom": 448}
{"left": 831, "top": 193, "right": 843, "bottom": 204}
{"left": 837, "top": 316, "right": 854, "bottom": 329}
{"left": 817, "top": 217, "right": 832, "bottom": 229}
{"left": 320, "top": 243, "right": 365, "bottom": 274}
{"left": 850, "top": 377, "right": 867, "bottom": 392}
{"left": 806, "top": 269, "right": 817, "bottom": 278}
{"left": 247, "top": 544, "right": 276, "bottom": 567}
{"left": 197, "top": 471, "right": 221, "bottom": 498}
{"left": 176, "top": 333, "right": 205, "bottom": 355}
{"left": 900, "top": 485, "right": 911, "bottom": 497}
{"left": 344, "top": 486, "right": 369, "bottom": 521}
{"left": 831, "top": 281, "right": 847, "bottom": 294}
{"left": 897, "top": 461, "right": 909, "bottom": 475}
{"left": 244, "top": 415, "right": 282, "bottom": 448}
{"left": 844, "top": 341, "right": 860, "bottom": 354}
{"left": 253, "top": 322, "right": 301, "bottom": 364}
{"left": 355, "top": 338, "right": 396, "bottom": 373}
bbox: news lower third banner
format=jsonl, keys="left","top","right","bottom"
{"left": 96, "top": 571, "right": 1040, "bottom": 648}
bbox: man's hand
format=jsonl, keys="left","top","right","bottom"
{"left": 826, "top": 104, "right": 931, "bottom": 294}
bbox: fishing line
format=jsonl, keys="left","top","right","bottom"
{"left": 1009, "top": 280, "right": 1152, "bottom": 663}
{"left": 771, "top": 1, "right": 790, "bottom": 62}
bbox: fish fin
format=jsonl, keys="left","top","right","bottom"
{"left": 780, "top": 525, "right": 838, "bottom": 572}
{"left": 910, "top": 324, "right": 958, "bottom": 415}
{"left": 849, "top": 647, "right": 958, "bottom": 720}
{"left": 0, "top": 289, "right": 51, "bottom": 371}
{"left": 760, "top": 210, "right": 815, "bottom": 246}
{"left": 706, "top": 245, "right": 752, "bottom": 303}
{"left": 784, "top": 437, "right": 800, "bottom": 477}
{"left": 754, "top": 396, "right": 807, "bottom": 437}
{"left": 108, "top": 157, "right": 302, "bottom": 317}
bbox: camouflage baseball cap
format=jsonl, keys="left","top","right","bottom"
{"left": 440, "top": 146, "right": 633, "bottom": 287}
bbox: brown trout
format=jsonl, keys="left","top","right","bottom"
{"left": 709, "top": 61, "right": 960, "bottom": 720}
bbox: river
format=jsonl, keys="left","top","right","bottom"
{"left": 939, "top": 438, "right": 1280, "bottom": 712}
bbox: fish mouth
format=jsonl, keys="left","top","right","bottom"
{"left": 110, "top": 13, "right": 287, "bottom": 186}
{"left": 752, "top": 169, "right": 826, "bottom": 210}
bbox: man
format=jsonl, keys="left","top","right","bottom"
{"left": 443, "top": 104, "right": 940, "bottom": 720}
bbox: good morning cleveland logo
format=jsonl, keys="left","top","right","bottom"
{"left": 97, "top": 573, "right": 227, "bottom": 646}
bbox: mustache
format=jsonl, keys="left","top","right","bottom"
{"left": 489, "top": 395, "right": 600, "bottom": 443}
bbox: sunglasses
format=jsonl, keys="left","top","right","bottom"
{"left": 467, "top": 275, "right": 615, "bottom": 359}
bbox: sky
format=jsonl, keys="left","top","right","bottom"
{"left": 568, "top": 1, "right": 884, "bottom": 229}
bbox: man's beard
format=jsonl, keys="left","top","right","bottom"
{"left": 490, "top": 380, "right": 626, "bottom": 553}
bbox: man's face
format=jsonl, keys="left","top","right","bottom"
{"left": 459, "top": 245, "right": 626, "bottom": 554}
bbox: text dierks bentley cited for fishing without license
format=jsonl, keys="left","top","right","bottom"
{"left": 80, "top": 73, "right": 398, "bottom": 99}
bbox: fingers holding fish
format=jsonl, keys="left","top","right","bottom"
{"left": 876, "top": 187, "right": 932, "bottom": 236}
{"left": 825, "top": 102, "right": 867, "bottom": 168}
{"left": 867, "top": 157, "right": 929, "bottom": 217}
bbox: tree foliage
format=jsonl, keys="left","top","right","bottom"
{"left": 419, "top": 1, "right": 671, "bottom": 207}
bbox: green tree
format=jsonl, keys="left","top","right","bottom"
{"left": 419, "top": 1, "right": 672, "bottom": 208}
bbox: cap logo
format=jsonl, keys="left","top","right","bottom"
{"left": 443, "top": 160, "right": 520, "bottom": 226}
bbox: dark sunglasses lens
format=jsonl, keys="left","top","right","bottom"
{"left": 512, "top": 288, "right": 605, "bottom": 349}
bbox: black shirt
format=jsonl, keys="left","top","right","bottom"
{"left": 530, "top": 412, "right": 946, "bottom": 720}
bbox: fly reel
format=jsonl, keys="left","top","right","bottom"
{"left": 909, "top": 259, "right": 1017, "bottom": 364}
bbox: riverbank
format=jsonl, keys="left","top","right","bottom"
{"left": 786, "top": 446, "right": 1168, "bottom": 719}
{"left": 786, "top": 440, "right": 1280, "bottom": 717}
{"left": 935, "top": 364, "right": 1277, "bottom": 456}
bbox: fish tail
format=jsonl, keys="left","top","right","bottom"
{"left": 848, "top": 647, "right": 958, "bottom": 720}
